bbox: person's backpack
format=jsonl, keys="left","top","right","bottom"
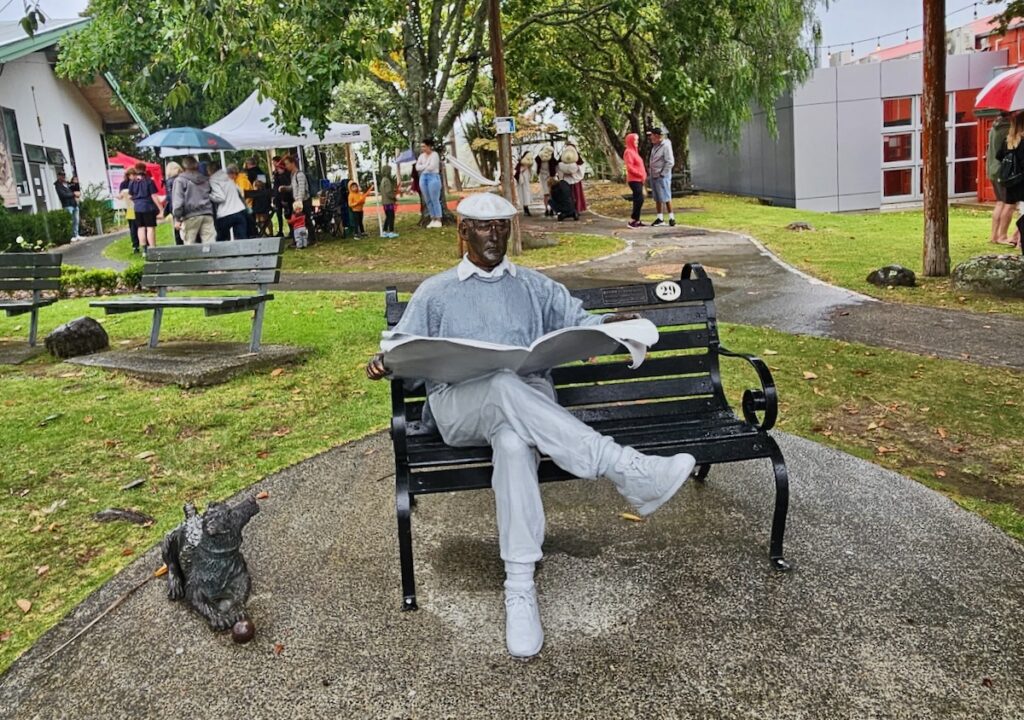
{"left": 1000, "top": 148, "right": 1024, "bottom": 188}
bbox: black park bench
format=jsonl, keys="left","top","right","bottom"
{"left": 0, "top": 252, "right": 61, "bottom": 347}
{"left": 385, "top": 263, "right": 791, "bottom": 611}
{"left": 91, "top": 237, "right": 284, "bottom": 352}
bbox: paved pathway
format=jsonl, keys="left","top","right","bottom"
{"left": 52, "top": 229, "right": 130, "bottom": 271}
{"left": 2, "top": 431, "right": 1022, "bottom": 718}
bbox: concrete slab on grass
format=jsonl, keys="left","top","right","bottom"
{"left": 65, "top": 342, "right": 310, "bottom": 387}
{"left": 2, "top": 432, "right": 1023, "bottom": 719}
{"left": 0, "top": 341, "right": 45, "bottom": 365}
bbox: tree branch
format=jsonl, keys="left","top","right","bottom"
{"left": 506, "top": 2, "right": 615, "bottom": 47}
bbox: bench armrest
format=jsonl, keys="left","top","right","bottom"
{"left": 717, "top": 345, "right": 779, "bottom": 431}
{"left": 389, "top": 378, "right": 409, "bottom": 459}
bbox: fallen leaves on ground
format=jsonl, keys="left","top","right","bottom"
{"left": 15, "top": 600, "right": 31, "bottom": 614}
{"left": 256, "top": 491, "right": 270, "bottom": 500}
{"left": 802, "top": 371, "right": 818, "bottom": 380}
{"left": 619, "top": 512, "right": 643, "bottom": 522}
{"left": 154, "top": 564, "right": 168, "bottom": 577}
{"left": 270, "top": 368, "right": 285, "bottom": 378}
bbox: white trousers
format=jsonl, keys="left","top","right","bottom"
{"left": 430, "top": 370, "right": 621, "bottom": 564}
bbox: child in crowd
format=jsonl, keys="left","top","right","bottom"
{"left": 288, "top": 199, "right": 309, "bottom": 248}
{"left": 348, "top": 180, "right": 374, "bottom": 238}
{"left": 251, "top": 180, "right": 273, "bottom": 237}
{"left": 378, "top": 166, "right": 400, "bottom": 238}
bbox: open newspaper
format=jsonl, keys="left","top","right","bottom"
{"left": 380, "top": 318, "right": 659, "bottom": 385}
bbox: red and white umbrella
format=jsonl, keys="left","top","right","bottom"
{"left": 975, "top": 66, "right": 1024, "bottom": 112}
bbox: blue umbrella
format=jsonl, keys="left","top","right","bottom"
{"left": 138, "top": 127, "right": 236, "bottom": 150}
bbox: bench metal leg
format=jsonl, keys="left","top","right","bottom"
{"left": 149, "top": 308, "right": 163, "bottom": 348}
{"left": 28, "top": 307, "right": 39, "bottom": 347}
{"left": 249, "top": 302, "right": 266, "bottom": 353}
{"left": 766, "top": 436, "right": 792, "bottom": 572}
{"left": 692, "top": 464, "right": 711, "bottom": 483}
{"left": 396, "top": 467, "right": 418, "bottom": 611}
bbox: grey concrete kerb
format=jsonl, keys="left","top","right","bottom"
{"left": 2, "top": 431, "right": 1022, "bottom": 718}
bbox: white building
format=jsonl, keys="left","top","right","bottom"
{"left": 0, "top": 17, "right": 145, "bottom": 213}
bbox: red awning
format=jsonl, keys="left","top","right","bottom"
{"left": 107, "top": 152, "right": 165, "bottom": 194}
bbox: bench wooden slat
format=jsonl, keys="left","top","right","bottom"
{"left": 551, "top": 353, "right": 711, "bottom": 385}
{"left": 651, "top": 327, "right": 711, "bottom": 351}
{"left": 142, "top": 270, "right": 280, "bottom": 288}
{"left": 0, "top": 297, "right": 58, "bottom": 315}
{"left": 555, "top": 375, "right": 714, "bottom": 407}
{"left": 0, "top": 253, "right": 62, "bottom": 267}
{"left": 637, "top": 305, "right": 708, "bottom": 327}
{"left": 91, "top": 295, "right": 264, "bottom": 310}
{"left": 143, "top": 255, "right": 282, "bottom": 275}
{"left": 567, "top": 396, "right": 723, "bottom": 424}
{"left": 143, "top": 236, "right": 284, "bottom": 262}
{"left": 572, "top": 278, "right": 715, "bottom": 309}
{"left": 0, "top": 279, "right": 59, "bottom": 291}
{"left": 0, "top": 266, "right": 61, "bottom": 279}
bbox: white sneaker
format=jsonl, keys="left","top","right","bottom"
{"left": 607, "top": 448, "right": 695, "bottom": 516}
{"left": 504, "top": 584, "right": 544, "bottom": 658}
{"left": 428, "top": 219, "right": 442, "bottom": 229}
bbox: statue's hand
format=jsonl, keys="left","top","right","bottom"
{"left": 366, "top": 353, "right": 390, "bottom": 380}
{"left": 602, "top": 312, "right": 642, "bottom": 323}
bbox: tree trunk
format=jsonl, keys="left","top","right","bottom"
{"left": 922, "top": 0, "right": 950, "bottom": 276}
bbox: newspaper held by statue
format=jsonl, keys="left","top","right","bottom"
{"left": 380, "top": 318, "right": 659, "bottom": 385}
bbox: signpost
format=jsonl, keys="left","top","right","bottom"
{"left": 488, "top": 0, "right": 522, "bottom": 254}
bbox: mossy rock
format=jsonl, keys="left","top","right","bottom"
{"left": 951, "top": 254, "right": 1024, "bottom": 298}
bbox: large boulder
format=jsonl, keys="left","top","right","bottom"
{"left": 866, "top": 265, "right": 917, "bottom": 287}
{"left": 45, "top": 316, "right": 109, "bottom": 359}
{"left": 951, "top": 254, "right": 1024, "bottom": 298}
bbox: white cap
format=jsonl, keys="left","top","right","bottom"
{"left": 456, "top": 192, "right": 518, "bottom": 220}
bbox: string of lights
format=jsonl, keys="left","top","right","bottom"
{"left": 820, "top": 1, "right": 995, "bottom": 59}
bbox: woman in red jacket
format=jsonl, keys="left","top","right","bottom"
{"left": 623, "top": 133, "right": 647, "bottom": 228}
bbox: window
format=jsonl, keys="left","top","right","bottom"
{"left": 63, "top": 124, "right": 77, "bottom": 175}
{"left": 953, "top": 161, "right": 977, "bottom": 194}
{"left": 883, "top": 134, "right": 913, "bottom": 163}
{"left": 883, "top": 168, "right": 913, "bottom": 197}
{"left": 1, "top": 107, "right": 22, "bottom": 152}
{"left": 883, "top": 97, "right": 913, "bottom": 127}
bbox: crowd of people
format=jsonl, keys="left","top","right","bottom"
{"left": 116, "top": 154, "right": 314, "bottom": 250}
{"left": 507, "top": 142, "right": 588, "bottom": 221}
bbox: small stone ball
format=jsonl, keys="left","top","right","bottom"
{"left": 231, "top": 619, "right": 255, "bottom": 644}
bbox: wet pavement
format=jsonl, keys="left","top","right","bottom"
{"left": 53, "top": 229, "right": 130, "bottom": 271}
{"left": 2, "top": 431, "right": 1023, "bottom": 719}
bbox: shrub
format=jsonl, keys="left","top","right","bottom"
{"left": 78, "top": 183, "right": 117, "bottom": 237}
{"left": 60, "top": 263, "right": 141, "bottom": 295}
{"left": 0, "top": 206, "right": 73, "bottom": 251}
{"left": 120, "top": 264, "right": 143, "bottom": 290}
{"left": 76, "top": 268, "right": 120, "bottom": 295}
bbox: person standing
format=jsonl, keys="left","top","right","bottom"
{"left": 988, "top": 113, "right": 1016, "bottom": 246}
{"left": 282, "top": 154, "right": 314, "bottom": 242}
{"left": 556, "top": 147, "right": 584, "bottom": 220}
{"left": 171, "top": 155, "right": 216, "bottom": 244}
{"left": 54, "top": 171, "right": 80, "bottom": 240}
{"left": 515, "top": 152, "right": 534, "bottom": 215}
{"left": 623, "top": 133, "right": 647, "bottom": 228}
{"left": 378, "top": 165, "right": 400, "bottom": 238}
{"left": 562, "top": 143, "right": 587, "bottom": 212}
{"left": 536, "top": 146, "right": 557, "bottom": 216}
{"left": 997, "top": 113, "right": 1024, "bottom": 246}
{"left": 272, "top": 156, "right": 293, "bottom": 237}
{"left": 348, "top": 180, "right": 373, "bottom": 238}
{"left": 647, "top": 127, "right": 675, "bottom": 227}
{"left": 416, "top": 138, "right": 443, "bottom": 228}
{"left": 119, "top": 168, "right": 139, "bottom": 253}
{"left": 237, "top": 157, "right": 260, "bottom": 237}
{"left": 129, "top": 161, "right": 163, "bottom": 249}
{"left": 209, "top": 163, "right": 249, "bottom": 241}
{"left": 164, "top": 161, "right": 184, "bottom": 245}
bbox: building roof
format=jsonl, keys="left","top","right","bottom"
{"left": 864, "top": 39, "right": 924, "bottom": 63}
{"left": 0, "top": 17, "right": 90, "bottom": 65}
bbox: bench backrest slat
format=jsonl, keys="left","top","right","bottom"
{"left": 0, "top": 253, "right": 62, "bottom": 292}
{"left": 0, "top": 266, "right": 61, "bottom": 279}
{"left": 0, "top": 253, "right": 62, "bottom": 268}
{"left": 141, "top": 238, "right": 285, "bottom": 290}
{"left": 550, "top": 352, "right": 710, "bottom": 385}
{"left": 0, "top": 279, "right": 59, "bottom": 291}
{"left": 556, "top": 375, "right": 715, "bottom": 407}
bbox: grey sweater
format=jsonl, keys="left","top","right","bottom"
{"left": 386, "top": 263, "right": 604, "bottom": 394}
{"left": 171, "top": 171, "right": 213, "bottom": 220}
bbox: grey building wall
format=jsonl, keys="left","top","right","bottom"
{"left": 690, "top": 50, "right": 1009, "bottom": 212}
{"left": 689, "top": 96, "right": 796, "bottom": 207}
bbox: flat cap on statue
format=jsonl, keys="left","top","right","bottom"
{"left": 457, "top": 192, "right": 518, "bottom": 220}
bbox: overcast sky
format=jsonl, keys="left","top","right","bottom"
{"left": 0, "top": 0, "right": 1015, "bottom": 58}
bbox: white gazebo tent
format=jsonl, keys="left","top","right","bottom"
{"left": 163, "top": 92, "right": 382, "bottom": 233}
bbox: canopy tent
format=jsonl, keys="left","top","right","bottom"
{"left": 107, "top": 151, "right": 165, "bottom": 194}
{"left": 160, "top": 91, "right": 381, "bottom": 234}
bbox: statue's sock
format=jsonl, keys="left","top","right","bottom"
{"left": 505, "top": 561, "right": 535, "bottom": 590}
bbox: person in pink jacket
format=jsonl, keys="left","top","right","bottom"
{"left": 623, "top": 133, "right": 647, "bottom": 227}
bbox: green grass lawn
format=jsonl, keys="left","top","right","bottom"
{"left": 104, "top": 215, "right": 624, "bottom": 275}
{"left": 586, "top": 183, "right": 1024, "bottom": 318}
{"left": 2, "top": 292, "right": 1023, "bottom": 672}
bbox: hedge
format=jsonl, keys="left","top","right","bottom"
{"left": 0, "top": 206, "right": 73, "bottom": 252}
{"left": 60, "top": 264, "right": 142, "bottom": 295}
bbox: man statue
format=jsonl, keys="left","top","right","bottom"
{"left": 366, "top": 193, "right": 695, "bottom": 659}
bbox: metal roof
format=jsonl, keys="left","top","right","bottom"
{"left": 0, "top": 17, "right": 91, "bottom": 65}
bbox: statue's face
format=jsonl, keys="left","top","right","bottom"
{"left": 459, "top": 218, "right": 510, "bottom": 270}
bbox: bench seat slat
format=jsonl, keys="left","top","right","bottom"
{"left": 0, "top": 279, "right": 60, "bottom": 291}
{"left": 143, "top": 237, "right": 284, "bottom": 262}
{"left": 0, "top": 297, "right": 58, "bottom": 315}
{"left": 91, "top": 295, "right": 269, "bottom": 313}
{"left": 0, "top": 253, "right": 62, "bottom": 267}
{"left": 143, "top": 256, "right": 282, "bottom": 275}
{"left": 0, "top": 266, "right": 61, "bottom": 279}
{"left": 142, "top": 270, "right": 280, "bottom": 288}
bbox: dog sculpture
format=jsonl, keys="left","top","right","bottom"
{"left": 161, "top": 496, "right": 259, "bottom": 631}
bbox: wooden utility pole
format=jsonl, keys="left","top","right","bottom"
{"left": 487, "top": 0, "right": 522, "bottom": 254}
{"left": 922, "top": 0, "right": 950, "bottom": 276}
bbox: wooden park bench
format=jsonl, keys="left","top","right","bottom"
{"left": 91, "top": 237, "right": 285, "bottom": 353}
{"left": 385, "top": 263, "right": 791, "bottom": 611}
{"left": 0, "top": 252, "right": 61, "bottom": 347}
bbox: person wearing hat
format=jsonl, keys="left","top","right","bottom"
{"left": 647, "top": 127, "right": 675, "bottom": 227}
{"left": 365, "top": 192, "right": 696, "bottom": 659}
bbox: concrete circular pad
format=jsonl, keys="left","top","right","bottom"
{"left": 2, "top": 432, "right": 1022, "bottom": 718}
